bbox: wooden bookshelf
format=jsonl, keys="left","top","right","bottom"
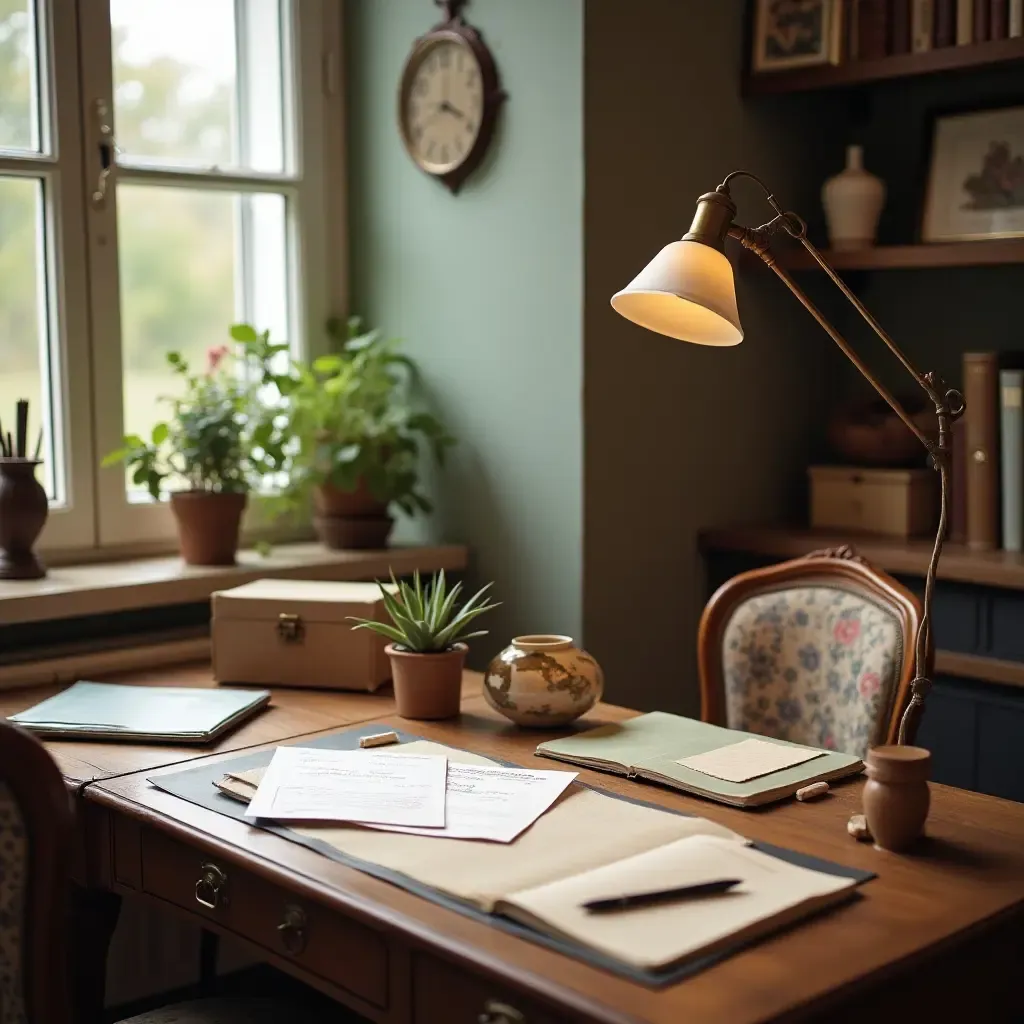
{"left": 744, "top": 37, "right": 1024, "bottom": 95}
{"left": 780, "top": 238, "right": 1024, "bottom": 271}
{"left": 699, "top": 525, "right": 1024, "bottom": 591}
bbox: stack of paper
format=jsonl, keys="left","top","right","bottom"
{"left": 242, "top": 746, "right": 578, "bottom": 843}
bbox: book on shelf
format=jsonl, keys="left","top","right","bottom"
{"left": 912, "top": 0, "right": 936, "bottom": 49}
{"left": 935, "top": 0, "right": 958, "bottom": 43}
{"left": 1011, "top": 0, "right": 1023, "bottom": 36}
{"left": 991, "top": 0, "right": 1010, "bottom": 37}
{"left": 1000, "top": 369, "right": 1024, "bottom": 552}
{"left": 891, "top": 0, "right": 914, "bottom": 51}
{"left": 949, "top": 416, "right": 968, "bottom": 545}
{"left": 975, "top": 0, "right": 991, "bottom": 39}
{"left": 856, "top": 0, "right": 890, "bottom": 56}
{"left": 963, "top": 353, "right": 1002, "bottom": 551}
{"left": 957, "top": 0, "right": 976, "bottom": 43}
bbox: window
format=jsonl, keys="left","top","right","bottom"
{"left": 0, "top": 0, "right": 344, "bottom": 553}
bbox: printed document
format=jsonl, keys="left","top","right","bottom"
{"left": 372, "top": 762, "right": 578, "bottom": 843}
{"left": 244, "top": 747, "right": 448, "bottom": 827}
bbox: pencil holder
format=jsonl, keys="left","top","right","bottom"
{"left": 0, "top": 459, "right": 48, "bottom": 580}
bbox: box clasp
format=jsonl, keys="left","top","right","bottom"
{"left": 277, "top": 612, "right": 305, "bottom": 644}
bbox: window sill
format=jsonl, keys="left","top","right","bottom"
{"left": 0, "top": 541, "right": 469, "bottom": 626}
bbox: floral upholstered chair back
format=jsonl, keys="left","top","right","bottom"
{"left": 0, "top": 724, "right": 74, "bottom": 1024}
{"left": 698, "top": 550, "right": 922, "bottom": 758}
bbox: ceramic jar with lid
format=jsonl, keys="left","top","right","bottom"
{"left": 862, "top": 745, "right": 931, "bottom": 852}
{"left": 483, "top": 635, "right": 603, "bottom": 727}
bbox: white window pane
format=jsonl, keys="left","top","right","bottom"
{"left": 111, "top": 0, "right": 287, "bottom": 174}
{"left": 0, "top": 176, "right": 59, "bottom": 499}
{"left": 0, "top": 0, "right": 42, "bottom": 153}
{"left": 116, "top": 183, "right": 289, "bottom": 495}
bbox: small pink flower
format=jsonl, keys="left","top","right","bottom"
{"left": 823, "top": 734, "right": 836, "bottom": 750}
{"left": 206, "top": 344, "right": 230, "bottom": 374}
{"left": 833, "top": 618, "right": 861, "bottom": 646}
{"left": 859, "top": 671, "right": 881, "bottom": 698}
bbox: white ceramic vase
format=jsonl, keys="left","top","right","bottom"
{"left": 483, "top": 634, "right": 604, "bottom": 728}
{"left": 822, "top": 145, "right": 885, "bottom": 251}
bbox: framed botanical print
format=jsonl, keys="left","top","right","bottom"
{"left": 923, "top": 106, "right": 1024, "bottom": 242}
{"left": 751, "top": 0, "right": 842, "bottom": 73}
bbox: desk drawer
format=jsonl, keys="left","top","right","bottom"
{"left": 141, "top": 828, "right": 388, "bottom": 1009}
{"left": 413, "top": 953, "right": 571, "bottom": 1024}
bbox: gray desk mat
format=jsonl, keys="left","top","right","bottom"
{"left": 148, "top": 722, "right": 874, "bottom": 988}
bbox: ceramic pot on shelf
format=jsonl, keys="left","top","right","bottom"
{"left": 483, "top": 635, "right": 604, "bottom": 728}
{"left": 822, "top": 145, "right": 886, "bottom": 251}
{"left": 0, "top": 458, "right": 48, "bottom": 580}
{"left": 862, "top": 745, "right": 931, "bottom": 852}
{"left": 313, "top": 481, "right": 393, "bottom": 551}
{"left": 387, "top": 642, "right": 467, "bottom": 720}
{"left": 170, "top": 490, "right": 247, "bottom": 566}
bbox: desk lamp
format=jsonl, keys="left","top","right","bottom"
{"left": 611, "top": 171, "right": 964, "bottom": 744}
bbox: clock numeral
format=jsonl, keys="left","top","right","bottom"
{"left": 456, "top": 50, "right": 464, "bottom": 71}
{"left": 412, "top": 124, "right": 424, "bottom": 142}
{"left": 440, "top": 145, "right": 449, "bottom": 162}
{"left": 466, "top": 121, "right": 476, "bottom": 136}
{"left": 466, "top": 69, "right": 478, "bottom": 89}
{"left": 426, "top": 140, "right": 436, "bottom": 159}
{"left": 439, "top": 47, "right": 450, "bottom": 68}
{"left": 415, "top": 78, "right": 429, "bottom": 97}
{"left": 454, "top": 138, "right": 464, "bottom": 157}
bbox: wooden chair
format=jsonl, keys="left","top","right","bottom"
{"left": 0, "top": 722, "right": 339, "bottom": 1024}
{"left": 698, "top": 546, "right": 925, "bottom": 757}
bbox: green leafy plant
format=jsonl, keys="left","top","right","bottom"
{"left": 278, "top": 316, "right": 455, "bottom": 517}
{"left": 349, "top": 570, "right": 499, "bottom": 653}
{"left": 101, "top": 328, "right": 290, "bottom": 499}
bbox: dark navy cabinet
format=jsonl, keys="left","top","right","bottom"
{"left": 704, "top": 544, "right": 1024, "bottom": 802}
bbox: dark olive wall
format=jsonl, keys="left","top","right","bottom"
{"left": 582, "top": 1, "right": 847, "bottom": 714}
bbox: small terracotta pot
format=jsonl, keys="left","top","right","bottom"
{"left": 0, "top": 459, "right": 48, "bottom": 580}
{"left": 863, "top": 745, "right": 931, "bottom": 852}
{"left": 314, "top": 514, "right": 393, "bottom": 551}
{"left": 314, "top": 480, "right": 388, "bottom": 519}
{"left": 386, "top": 642, "right": 467, "bottom": 720}
{"left": 170, "top": 491, "right": 247, "bottom": 566}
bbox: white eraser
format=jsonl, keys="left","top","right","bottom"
{"left": 359, "top": 730, "right": 399, "bottom": 749}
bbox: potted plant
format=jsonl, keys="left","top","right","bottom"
{"left": 350, "top": 570, "right": 499, "bottom": 719}
{"left": 278, "top": 316, "right": 454, "bottom": 550}
{"left": 101, "top": 330, "right": 288, "bottom": 565}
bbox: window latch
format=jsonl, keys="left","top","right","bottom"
{"left": 91, "top": 99, "right": 118, "bottom": 209}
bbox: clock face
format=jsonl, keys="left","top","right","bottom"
{"left": 401, "top": 38, "right": 485, "bottom": 177}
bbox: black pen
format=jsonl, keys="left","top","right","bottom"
{"left": 582, "top": 878, "right": 742, "bottom": 914}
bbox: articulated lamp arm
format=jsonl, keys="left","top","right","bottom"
{"left": 716, "top": 173, "right": 965, "bottom": 744}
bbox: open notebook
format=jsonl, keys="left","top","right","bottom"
{"left": 9, "top": 681, "right": 271, "bottom": 743}
{"left": 213, "top": 741, "right": 861, "bottom": 972}
{"left": 536, "top": 712, "right": 863, "bottom": 807}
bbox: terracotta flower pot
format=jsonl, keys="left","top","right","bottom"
{"left": 170, "top": 491, "right": 247, "bottom": 566}
{"left": 0, "top": 459, "right": 48, "bottom": 580}
{"left": 313, "top": 481, "right": 393, "bottom": 550}
{"left": 386, "top": 642, "right": 467, "bottom": 720}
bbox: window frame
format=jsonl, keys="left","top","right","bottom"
{"left": 24, "top": 0, "right": 347, "bottom": 556}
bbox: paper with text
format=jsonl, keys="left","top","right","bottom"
{"left": 371, "top": 763, "right": 578, "bottom": 843}
{"left": 244, "top": 747, "right": 448, "bottom": 827}
{"left": 676, "top": 738, "right": 825, "bottom": 783}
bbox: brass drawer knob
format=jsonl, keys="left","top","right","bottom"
{"left": 277, "top": 612, "right": 304, "bottom": 643}
{"left": 479, "top": 1000, "right": 525, "bottom": 1024}
{"left": 277, "top": 904, "right": 308, "bottom": 954}
{"left": 194, "top": 863, "right": 228, "bottom": 910}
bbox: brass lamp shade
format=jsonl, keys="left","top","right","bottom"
{"left": 610, "top": 240, "right": 743, "bottom": 347}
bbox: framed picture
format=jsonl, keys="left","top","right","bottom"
{"left": 751, "top": 0, "right": 842, "bottom": 73}
{"left": 922, "top": 105, "right": 1024, "bottom": 242}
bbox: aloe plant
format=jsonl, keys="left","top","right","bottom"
{"left": 349, "top": 570, "right": 499, "bottom": 654}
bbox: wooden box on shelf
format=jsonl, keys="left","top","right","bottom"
{"left": 808, "top": 466, "right": 938, "bottom": 538}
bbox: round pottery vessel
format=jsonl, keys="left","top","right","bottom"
{"left": 170, "top": 491, "right": 247, "bottom": 566}
{"left": 314, "top": 513, "right": 393, "bottom": 551}
{"left": 314, "top": 481, "right": 388, "bottom": 519}
{"left": 827, "top": 396, "right": 936, "bottom": 467}
{"left": 387, "top": 642, "right": 467, "bottom": 720}
{"left": 862, "top": 745, "right": 931, "bottom": 852}
{"left": 822, "top": 144, "right": 886, "bottom": 251}
{"left": 483, "top": 635, "right": 604, "bottom": 728}
{"left": 0, "top": 459, "right": 48, "bottom": 580}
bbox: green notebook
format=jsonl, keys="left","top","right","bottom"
{"left": 536, "top": 712, "right": 863, "bottom": 808}
{"left": 9, "top": 681, "right": 271, "bottom": 744}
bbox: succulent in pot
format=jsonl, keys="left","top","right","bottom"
{"left": 349, "top": 570, "right": 499, "bottom": 720}
{"left": 101, "top": 328, "right": 289, "bottom": 565}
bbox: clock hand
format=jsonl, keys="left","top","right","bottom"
{"left": 443, "top": 101, "right": 466, "bottom": 119}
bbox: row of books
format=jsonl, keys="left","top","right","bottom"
{"left": 846, "top": 0, "right": 1023, "bottom": 62}
{"left": 952, "top": 353, "right": 1024, "bottom": 552}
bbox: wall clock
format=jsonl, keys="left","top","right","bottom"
{"left": 398, "top": 0, "right": 506, "bottom": 194}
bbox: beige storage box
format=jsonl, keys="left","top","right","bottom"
{"left": 212, "top": 579, "right": 395, "bottom": 691}
{"left": 809, "top": 466, "right": 938, "bottom": 538}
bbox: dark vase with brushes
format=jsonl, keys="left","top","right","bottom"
{"left": 0, "top": 459, "right": 48, "bottom": 580}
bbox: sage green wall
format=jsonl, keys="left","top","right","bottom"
{"left": 346, "top": 0, "right": 584, "bottom": 656}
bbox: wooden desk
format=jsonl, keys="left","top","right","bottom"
{"left": 81, "top": 700, "right": 1024, "bottom": 1024}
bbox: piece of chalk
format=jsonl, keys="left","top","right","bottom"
{"left": 359, "top": 730, "right": 399, "bottom": 749}
{"left": 847, "top": 813, "right": 872, "bottom": 841}
{"left": 796, "top": 781, "right": 830, "bottom": 802}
